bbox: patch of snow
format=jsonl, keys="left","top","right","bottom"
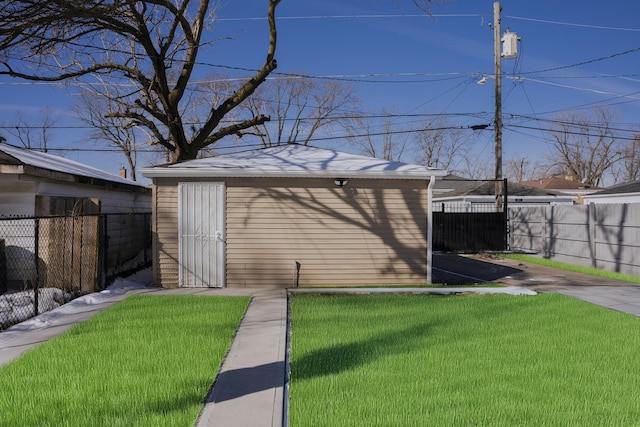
{"left": 0, "top": 288, "right": 69, "bottom": 329}
{"left": 1, "top": 268, "right": 153, "bottom": 332}
{"left": 108, "top": 268, "right": 153, "bottom": 290}
{"left": 142, "top": 144, "right": 448, "bottom": 179}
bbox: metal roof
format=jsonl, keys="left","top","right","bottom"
{"left": 141, "top": 144, "right": 447, "bottom": 179}
{"left": 0, "top": 143, "right": 147, "bottom": 188}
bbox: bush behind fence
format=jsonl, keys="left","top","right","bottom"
{"left": 0, "top": 213, "right": 151, "bottom": 330}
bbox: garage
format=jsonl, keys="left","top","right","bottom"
{"left": 141, "top": 144, "right": 446, "bottom": 288}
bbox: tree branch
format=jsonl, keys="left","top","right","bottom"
{"left": 203, "top": 115, "right": 271, "bottom": 146}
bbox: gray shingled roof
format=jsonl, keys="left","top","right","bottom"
{"left": 591, "top": 180, "right": 640, "bottom": 195}
{"left": 436, "top": 180, "right": 564, "bottom": 198}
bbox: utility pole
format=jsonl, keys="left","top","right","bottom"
{"left": 494, "top": 1, "right": 503, "bottom": 211}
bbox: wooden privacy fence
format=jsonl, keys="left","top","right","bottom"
{"left": 510, "top": 203, "right": 640, "bottom": 277}
{"left": 0, "top": 213, "right": 151, "bottom": 330}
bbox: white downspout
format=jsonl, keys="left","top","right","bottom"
{"left": 427, "top": 175, "right": 436, "bottom": 284}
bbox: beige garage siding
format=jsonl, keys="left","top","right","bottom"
{"left": 152, "top": 178, "right": 180, "bottom": 288}
{"left": 226, "top": 178, "right": 428, "bottom": 287}
{"left": 152, "top": 177, "right": 429, "bottom": 288}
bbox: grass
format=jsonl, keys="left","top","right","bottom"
{"left": 0, "top": 294, "right": 250, "bottom": 427}
{"left": 289, "top": 294, "right": 640, "bottom": 426}
{"left": 502, "top": 253, "right": 640, "bottom": 284}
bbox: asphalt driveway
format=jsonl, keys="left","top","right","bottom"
{"left": 433, "top": 253, "right": 640, "bottom": 317}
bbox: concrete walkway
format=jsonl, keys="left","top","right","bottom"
{"left": 195, "top": 288, "right": 287, "bottom": 427}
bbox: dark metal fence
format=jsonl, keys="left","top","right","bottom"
{"left": 433, "top": 212, "right": 508, "bottom": 252}
{"left": 433, "top": 179, "right": 509, "bottom": 252}
{"left": 0, "top": 213, "right": 151, "bottom": 330}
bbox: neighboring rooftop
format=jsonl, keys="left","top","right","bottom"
{"left": 0, "top": 143, "right": 147, "bottom": 189}
{"left": 521, "top": 176, "right": 602, "bottom": 191}
{"left": 587, "top": 180, "right": 640, "bottom": 196}
{"left": 432, "top": 174, "right": 474, "bottom": 192}
{"left": 435, "top": 180, "right": 565, "bottom": 198}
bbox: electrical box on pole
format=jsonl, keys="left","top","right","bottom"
{"left": 501, "top": 31, "right": 519, "bottom": 59}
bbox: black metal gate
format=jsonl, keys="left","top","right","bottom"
{"left": 432, "top": 179, "right": 508, "bottom": 252}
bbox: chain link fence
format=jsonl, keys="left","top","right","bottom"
{"left": 0, "top": 213, "right": 151, "bottom": 330}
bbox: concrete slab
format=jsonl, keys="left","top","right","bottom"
{"left": 290, "top": 286, "right": 537, "bottom": 295}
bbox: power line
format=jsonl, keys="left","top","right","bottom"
{"left": 505, "top": 15, "right": 640, "bottom": 32}
{"left": 505, "top": 123, "right": 638, "bottom": 141}
{"left": 519, "top": 47, "right": 640, "bottom": 75}
{"left": 507, "top": 76, "right": 640, "bottom": 100}
{"left": 217, "top": 14, "right": 481, "bottom": 21}
{"left": 508, "top": 115, "right": 640, "bottom": 138}
{"left": 219, "top": 12, "right": 640, "bottom": 35}
{"left": 0, "top": 112, "right": 491, "bottom": 130}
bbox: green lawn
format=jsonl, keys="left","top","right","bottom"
{"left": 0, "top": 294, "right": 250, "bottom": 427}
{"left": 289, "top": 294, "right": 640, "bottom": 426}
{"left": 502, "top": 253, "right": 640, "bottom": 284}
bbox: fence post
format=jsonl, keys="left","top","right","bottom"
{"left": 503, "top": 178, "right": 509, "bottom": 250}
{"left": 102, "top": 214, "right": 108, "bottom": 289}
{"left": 542, "top": 206, "right": 549, "bottom": 257}
{"left": 76, "top": 214, "right": 82, "bottom": 294}
{"left": 34, "top": 218, "right": 40, "bottom": 316}
{"left": 589, "top": 203, "right": 597, "bottom": 268}
{"left": 0, "top": 239, "right": 6, "bottom": 294}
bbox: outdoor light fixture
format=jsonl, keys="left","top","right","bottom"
{"left": 334, "top": 178, "right": 348, "bottom": 188}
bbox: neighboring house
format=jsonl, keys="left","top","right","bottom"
{"left": 0, "top": 143, "right": 152, "bottom": 292}
{"left": 520, "top": 176, "right": 602, "bottom": 204}
{"left": 583, "top": 180, "right": 640, "bottom": 205}
{"left": 433, "top": 180, "right": 574, "bottom": 212}
{"left": 431, "top": 174, "right": 474, "bottom": 197}
{"left": 141, "top": 144, "right": 447, "bottom": 288}
{"left": 0, "top": 142, "right": 151, "bottom": 217}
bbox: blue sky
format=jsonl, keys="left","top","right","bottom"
{"left": 2, "top": 0, "right": 640, "bottom": 183}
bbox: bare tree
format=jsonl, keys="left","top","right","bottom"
{"left": 545, "top": 107, "right": 624, "bottom": 187}
{"left": 413, "top": 118, "right": 471, "bottom": 170}
{"left": 505, "top": 156, "right": 548, "bottom": 183}
{"left": 349, "top": 111, "right": 409, "bottom": 161}
{"left": 239, "top": 76, "right": 361, "bottom": 147}
{"left": 74, "top": 88, "right": 147, "bottom": 181}
{"left": 457, "top": 152, "right": 494, "bottom": 180}
{"left": 0, "top": 109, "right": 59, "bottom": 152}
{"left": 0, "top": 0, "right": 282, "bottom": 163}
{"left": 611, "top": 135, "right": 640, "bottom": 183}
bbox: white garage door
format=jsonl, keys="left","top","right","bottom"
{"left": 178, "top": 182, "right": 225, "bottom": 287}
